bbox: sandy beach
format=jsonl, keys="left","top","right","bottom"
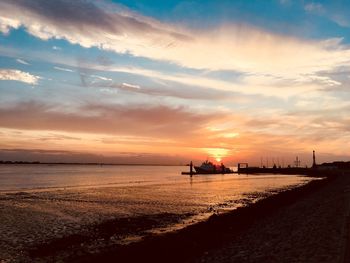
{"left": 80, "top": 172, "right": 350, "bottom": 263}
{"left": 195, "top": 173, "right": 350, "bottom": 263}
{"left": 1, "top": 172, "right": 349, "bottom": 262}
{"left": 0, "top": 165, "right": 312, "bottom": 262}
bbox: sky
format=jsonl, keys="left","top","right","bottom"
{"left": 1, "top": 0, "right": 350, "bottom": 166}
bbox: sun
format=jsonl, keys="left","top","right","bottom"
{"left": 202, "top": 147, "right": 229, "bottom": 163}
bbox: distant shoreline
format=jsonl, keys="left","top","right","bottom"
{"left": 0, "top": 161, "right": 185, "bottom": 166}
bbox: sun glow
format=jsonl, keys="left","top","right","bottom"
{"left": 222, "top": 132, "right": 240, "bottom": 138}
{"left": 203, "top": 148, "right": 230, "bottom": 163}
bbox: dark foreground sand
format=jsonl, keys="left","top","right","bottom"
{"left": 72, "top": 173, "right": 348, "bottom": 263}
{"left": 1, "top": 172, "right": 350, "bottom": 263}
{"left": 195, "top": 173, "right": 350, "bottom": 263}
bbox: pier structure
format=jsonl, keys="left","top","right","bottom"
{"left": 190, "top": 161, "right": 193, "bottom": 176}
{"left": 183, "top": 151, "right": 334, "bottom": 176}
{"left": 294, "top": 156, "right": 301, "bottom": 168}
{"left": 238, "top": 163, "right": 248, "bottom": 170}
{"left": 237, "top": 151, "right": 321, "bottom": 175}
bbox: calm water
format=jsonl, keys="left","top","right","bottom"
{"left": 0, "top": 165, "right": 314, "bottom": 213}
{"left": 0, "top": 164, "right": 191, "bottom": 191}
{"left": 0, "top": 164, "right": 311, "bottom": 193}
{"left": 0, "top": 164, "right": 315, "bottom": 244}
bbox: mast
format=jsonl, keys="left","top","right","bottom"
{"left": 294, "top": 156, "right": 300, "bottom": 168}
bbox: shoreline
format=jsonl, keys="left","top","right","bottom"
{"left": 194, "top": 171, "right": 350, "bottom": 263}
{"left": 22, "top": 176, "right": 311, "bottom": 261}
{"left": 2, "top": 171, "right": 347, "bottom": 262}
{"left": 79, "top": 175, "right": 349, "bottom": 262}
{"left": 0, "top": 162, "right": 186, "bottom": 166}
{"left": 1, "top": 172, "right": 311, "bottom": 262}
{"left": 79, "top": 174, "right": 334, "bottom": 262}
{"left": 27, "top": 172, "right": 339, "bottom": 263}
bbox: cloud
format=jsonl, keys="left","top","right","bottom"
{"left": 304, "top": 3, "right": 324, "bottom": 13}
{"left": 279, "top": 0, "right": 291, "bottom": 5}
{"left": 0, "top": 69, "right": 40, "bottom": 85}
{"left": 0, "top": 101, "right": 219, "bottom": 139}
{"left": 37, "top": 133, "right": 82, "bottom": 141}
{"left": 0, "top": 102, "right": 238, "bottom": 162}
{"left": 74, "top": 62, "right": 333, "bottom": 98}
{"left": 0, "top": 0, "right": 191, "bottom": 47}
{"left": 90, "top": 74, "right": 112, "bottom": 81}
{"left": 330, "top": 14, "right": 350, "bottom": 28}
{"left": 304, "top": 2, "right": 350, "bottom": 28}
{"left": 1, "top": 100, "right": 350, "bottom": 165}
{"left": 121, "top": 82, "right": 140, "bottom": 89}
{"left": 82, "top": 72, "right": 245, "bottom": 100}
{"left": 52, "top": 45, "right": 61, "bottom": 50}
{"left": 1, "top": 0, "right": 350, "bottom": 81}
{"left": 0, "top": 0, "right": 348, "bottom": 99}
{"left": 0, "top": 16, "right": 20, "bottom": 34}
{"left": 54, "top": 66, "right": 74, "bottom": 72}
{"left": 2, "top": 1, "right": 350, "bottom": 164}
{"left": 16, "top": 58, "right": 30, "bottom": 65}
{"left": 0, "top": 148, "right": 189, "bottom": 164}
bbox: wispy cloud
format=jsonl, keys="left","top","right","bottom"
{"left": 16, "top": 58, "right": 30, "bottom": 65}
{"left": 0, "top": 0, "right": 348, "bottom": 99}
{"left": 1, "top": 100, "right": 350, "bottom": 164}
{"left": 90, "top": 74, "right": 112, "bottom": 81}
{"left": 304, "top": 2, "right": 350, "bottom": 28}
{"left": 0, "top": 147, "right": 189, "bottom": 164}
{"left": 304, "top": 3, "right": 324, "bottom": 13}
{"left": 54, "top": 66, "right": 74, "bottom": 72}
{"left": 93, "top": 78, "right": 238, "bottom": 100}
{"left": 0, "top": 101, "right": 219, "bottom": 139}
{"left": 0, "top": 69, "right": 39, "bottom": 85}
{"left": 279, "top": 0, "right": 291, "bottom": 5}
{"left": 2, "top": 0, "right": 350, "bottom": 163}
{"left": 1, "top": 0, "right": 349, "bottom": 81}
{"left": 121, "top": 82, "right": 140, "bottom": 89}
{"left": 59, "top": 60, "right": 333, "bottom": 98}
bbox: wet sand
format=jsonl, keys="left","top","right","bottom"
{"left": 76, "top": 172, "right": 349, "bottom": 263}
{"left": 0, "top": 189, "right": 196, "bottom": 262}
{"left": 1, "top": 172, "right": 349, "bottom": 262}
{"left": 0, "top": 169, "right": 311, "bottom": 262}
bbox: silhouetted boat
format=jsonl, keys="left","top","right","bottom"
{"left": 194, "top": 160, "right": 233, "bottom": 174}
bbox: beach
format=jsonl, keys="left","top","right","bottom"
{"left": 196, "top": 172, "right": 349, "bottom": 263}
{"left": 1, "top": 169, "right": 348, "bottom": 262}
{"left": 75, "top": 172, "right": 348, "bottom": 263}
{"left": 0, "top": 165, "right": 314, "bottom": 262}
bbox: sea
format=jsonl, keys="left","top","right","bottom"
{"left": 0, "top": 164, "right": 315, "bottom": 244}
{"left": 0, "top": 164, "right": 313, "bottom": 192}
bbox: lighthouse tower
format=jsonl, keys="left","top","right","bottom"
{"left": 312, "top": 150, "right": 316, "bottom": 168}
